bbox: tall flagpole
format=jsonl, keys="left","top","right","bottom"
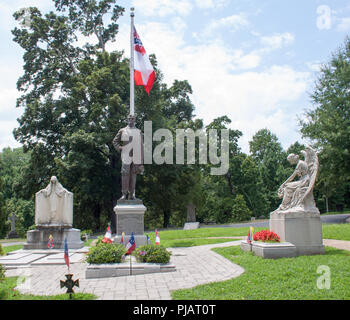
{"left": 130, "top": 7, "right": 135, "bottom": 116}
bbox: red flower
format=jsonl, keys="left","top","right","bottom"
{"left": 253, "top": 230, "right": 280, "bottom": 242}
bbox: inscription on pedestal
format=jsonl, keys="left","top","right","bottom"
{"left": 116, "top": 214, "right": 144, "bottom": 235}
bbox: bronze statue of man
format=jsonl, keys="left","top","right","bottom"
{"left": 113, "top": 114, "right": 144, "bottom": 201}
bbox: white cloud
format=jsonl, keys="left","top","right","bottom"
{"left": 306, "top": 61, "right": 322, "bottom": 72}
{"left": 194, "top": 0, "right": 230, "bottom": 9}
{"left": 115, "top": 21, "right": 310, "bottom": 152}
{"left": 131, "top": 0, "right": 193, "bottom": 17}
{"left": 0, "top": 87, "right": 23, "bottom": 151}
{"left": 260, "top": 32, "right": 295, "bottom": 50}
{"left": 203, "top": 13, "right": 249, "bottom": 37}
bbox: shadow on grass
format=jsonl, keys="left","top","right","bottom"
{"left": 170, "top": 241, "right": 196, "bottom": 247}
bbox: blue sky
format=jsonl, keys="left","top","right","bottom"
{"left": 1, "top": 0, "right": 350, "bottom": 153}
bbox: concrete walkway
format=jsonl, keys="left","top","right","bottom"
{"left": 4, "top": 241, "right": 244, "bottom": 300}
{"left": 323, "top": 239, "right": 350, "bottom": 251}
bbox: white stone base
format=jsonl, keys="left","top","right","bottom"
{"left": 240, "top": 240, "right": 252, "bottom": 252}
{"left": 241, "top": 240, "right": 297, "bottom": 259}
{"left": 23, "top": 227, "right": 84, "bottom": 250}
{"left": 113, "top": 234, "right": 148, "bottom": 247}
{"left": 183, "top": 222, "right": 200, "bottom": 230}
{"left": 114, "top": 201, "right": 147, "bottom": 247}
{"left": 85, "top": 257, "right": 176, "bottom": 279}
{"left": 269, "top": 211, "right": 325, "bottom": 256}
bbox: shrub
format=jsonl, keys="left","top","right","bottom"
{"left": 253, "top": 230, "right": 280, "bottom": 242}
{"left": 0, "top": 264, "right": 4, "bottom": 281}
{"left": 231, "top": 194, "right": 252, "bottom": 222}
{"left": 0, "top": 244, "right": 4, "bottom": 256}
{"left": 86, "top": 242, "right": 126, "bottom": 264}
{"left": 134, "top": 245, "right": 171, "bottom": 264}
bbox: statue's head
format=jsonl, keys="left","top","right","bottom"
{"left": 127, "top": 114, "right": 137, "bottom": 127}
{"left": 50, "top": 176, "right": 58, "bottom": 184}
{"left": 287, "top": 153, "right": 299, "bottom": 165}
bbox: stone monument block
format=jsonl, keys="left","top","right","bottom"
{"left": 183, "top": 202, "right": 199, "bottom": 230}
{"left": 113, "top": 200, "right": 147, "bottom": 247}
{"left": 270, "top": 211, "right": 324, "bottom": 255}
{"left": 7, "top": 213, "right": 19, "bottom": 239}
{"left": 186, "top": 203, "right": 196, "bottom": 222}
{"left": 24, "top": 176, "right": 83, "bottom": 250}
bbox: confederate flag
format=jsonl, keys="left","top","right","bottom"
{"left": 133, "top": 26, "right": 155, "bottom": 95}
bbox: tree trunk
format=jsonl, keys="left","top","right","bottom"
{"left": 163, "top": 210, "right": 170, "bottom": 228}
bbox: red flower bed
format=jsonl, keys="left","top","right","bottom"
{"left": 253, "top": 230, "right": 280, "bottom": 242}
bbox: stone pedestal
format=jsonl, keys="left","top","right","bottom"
{"left": 113, "top": 200, "right": 147, "bottom": 247}
{"left": 183, "top": 222, "right": 200, "bottom": 230}
{"left": 270, "top": 211, "right": 325, "bottom": 256}
{"left": 23, "top": 227, "right": 83, "bottom": 250}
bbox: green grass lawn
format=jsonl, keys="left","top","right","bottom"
{"left": 171, "top": 246, "right": 350, "bottom": 300}
{"left": 322, "top": 223, "right": 350, "bottom": 241}
{"left": 321, "top": 210, "right": 350, "bottom": 216}
{"left": 146, "top": 227, "right": 264, "bottom": 248}
{"left": 2, "top": 245, "right": 23, "bottom": 254}
{"left": 0, "top": 277, "right": 96, "bottom": 300}
{"left": 0, "top": 238, "right": 26, "bottom": 244}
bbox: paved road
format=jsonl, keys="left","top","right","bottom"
{"left": 201, "top": 213, "right": 350, "bottom": 229}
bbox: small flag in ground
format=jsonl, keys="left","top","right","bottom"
{"left": 125, "top": 232, "right": 136, "bottom": 255}
{"left": 102, "top": 225, "right": 112, "bottom": 244}
{"left": 64, "top": 238, "right": 70, "bottom": 269}
{"left": 146, "top": 234, "right": 151, "bottom": 245}
{"left": 48, "top": 234, "right": 54, "bottom": 249}
{"left": 155, "top": 229, "right": 160, "bottom": 246}
{"left": 247, "top": 226, "right": 254, "bottom": 244}
{"left": 120, "top": 231, "right": 125, "bottom": 245}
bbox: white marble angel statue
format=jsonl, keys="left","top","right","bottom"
{"left": 35, "top": 176, "right": 73, "bottom": 227}
{"left": 274, "top": 146, "right": 319, "bottom": 214}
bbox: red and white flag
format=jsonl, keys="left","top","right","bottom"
{"left": 102, "top": 225, "right": 112, "bottom": 244}
{"left": 155, "top": 229, "right": 160, "bottom": 246}
{"left": 125, "top": 232, "right": 136, "bottom": 255}
{"left": 133, "top": 26, "right": 155, "bottom": 95}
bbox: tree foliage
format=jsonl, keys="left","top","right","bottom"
{"left": 12, "top": 0, "right": 197, "bottom": 231}
{"left": 300, "top": 36, "right": 350, "bottom": 211}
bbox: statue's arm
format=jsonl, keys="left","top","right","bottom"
{"left": 282, "top": 169, "right": 298, "bottom": 186}
{"left": 112, "top": 129, "right": 123, "bottom": 152}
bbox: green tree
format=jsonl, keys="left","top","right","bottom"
{"left": 249, "top": 129, "right": 287, "bottom": 212}
{"left": 0, "top": 160, "right": 6, "bottom": 238}
{"left": 0, "top": 148, "right": 34, "bottom": 236}
{"left": 300, "top": 37, "right": 350, "bottom": 211}
{"left": 198, "top": 116, "right": 243, "bottom": 223}
{"left": 231, "top": 194, "right": 252, "bottom": 222}
{"left": 12, "top": 1, "right": 198, "bottom": 231}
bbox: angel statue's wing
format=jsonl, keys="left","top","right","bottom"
{"left": 302, "top": 146, "right": 319, "bottom": 201}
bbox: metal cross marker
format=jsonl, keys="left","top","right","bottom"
{"left": 60, "top": 274, "right": 79, "bottom": 299}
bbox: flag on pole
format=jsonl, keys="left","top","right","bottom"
{"left": 125, "top": 232, "right": 136, "bottom": 255}
{"left": 120, "top": 231, "right": 125, "bottom": 245}
{"left": 133, "top": 26, "right": 155, "bottom": 95}
{"left": 64, "top": 238, "right": 70, "bottom": 269}
{"left": 155, "top": 229, "right": 160, "bottom": 246}
{"left": 48, "top": 234, "right": 54, "bottom": 249}
{"left": 102, "top": 225, "right": 112, "bottom": 244}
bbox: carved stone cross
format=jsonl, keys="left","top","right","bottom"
{"left": 8, "top": 213, "right": 17, "bottom": 232}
